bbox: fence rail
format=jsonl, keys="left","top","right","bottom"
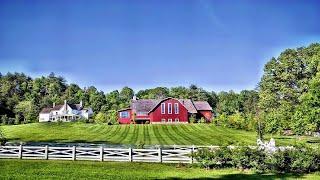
{"left": 0, "top": 145, "right": 193, "bottom": 164}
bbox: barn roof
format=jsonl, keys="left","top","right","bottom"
{"left": 131, "top": 99, "right": 160, "bottom": 112}
{"left": 118, "top": 108, "right": 131, "bottom": 112}
{"left": 193, "top": 101, "right": 213, "bottom": 111}
{"left": 178, "top": 99, "right": 198, "bottom": 114}
{"left": 127, "top": 98, "right": 212, "bottom": 114}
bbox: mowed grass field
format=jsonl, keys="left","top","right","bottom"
{"left": 2, "top": 123, "right": 317, "bottom": 146}
{"left": 1, "top": 159, "right": 319, "bottom": 179}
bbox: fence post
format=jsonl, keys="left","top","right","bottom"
{"left": 190, "top": 145, "right": 195, "bottom": 164}
{"left": 100, "top": 146, "right": 104, "bottom": 162}
{"left": 18, "top": 145, "right": 23, "bottom": 159}
{"left": 72, "top": 146, "right": 76, "bottom": 161}
{"left": 158, "top": 147, "right": 162, "bottom": 163}
{"left": 45, "top": 145, "right": 48, "bottom": 160}
{"left": 129, "top": 148, "right": 132, "bottom": 162}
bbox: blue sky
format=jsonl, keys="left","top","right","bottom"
{"left": 0, "top": 0, "right": 319, "bottom": 92}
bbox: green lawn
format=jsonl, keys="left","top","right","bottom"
{"left": 0, "top": 159, "right": 319, "bottom": 179}
{"left": 1, "top": 123, "right": 318, "bottom": 146}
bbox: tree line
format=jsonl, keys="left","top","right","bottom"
{"left": 0, "top": 72, "right": 258, "bottom": 126}
{"left": 0, "top": 43, "right": 319, "bottom": 135}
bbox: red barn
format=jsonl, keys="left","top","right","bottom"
{"left": 118, "top": 97, "right": 213, "bottom": 124}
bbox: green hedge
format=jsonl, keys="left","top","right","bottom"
{"left": 192, "top": 146, "right": 320, "bottom": 173}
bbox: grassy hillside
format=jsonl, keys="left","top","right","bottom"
{"left": 1, "top": 123, "right": 317, "bottom": 146}
{"left": 1, "top": 159, "right": 319, "bottom": 179}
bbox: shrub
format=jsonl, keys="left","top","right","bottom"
{"left": 0, "top": 128, "right": 7, "bottom": 145}
{"left": 199, "top": 117, "right": 206, "bottom": 124}
{"left": 106, "top": 110, "right": 118, "bottom": 125}
{"left": 192, "top": 145, "right": 320, "bottom": 173}
{"left": 189, "top": 114, "right": 196, "bottom": 123}
{"left": 0, "top": 115, "right": 8, "bottom": 125}
{"left": 94, "top": 112, "right": 108, "bottom": 123}
{"left": 231, "top": 146, "right": 267, "bottom": 172}
{"left": 214, "top": 113, "right": 228, "bottom": 126}
{"left": 192, "top": 147, "right": 232, "bottom": 169}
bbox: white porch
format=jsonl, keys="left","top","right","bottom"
{"left": 49, "top": 114, "right": 81, "bottom": 122}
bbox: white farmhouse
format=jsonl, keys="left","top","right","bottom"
{"left": 39, "top": 100, "right": 93, "bottom": 122}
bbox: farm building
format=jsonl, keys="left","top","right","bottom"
{"left": 39, "top": 100, "right": 93, "bottom": 122}
{"left": 118, "top": 97, "right": 213, "bottom": 124}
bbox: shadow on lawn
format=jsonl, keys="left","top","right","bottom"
{"left": 162, "top": 173, "right": 304, "bottom": 180}
{"left": 6, "top": 138, "right": 115, "bottom": 145}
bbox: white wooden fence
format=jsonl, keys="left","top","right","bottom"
{"left": 0, "top": 145, "right": 193, "bottom": 164}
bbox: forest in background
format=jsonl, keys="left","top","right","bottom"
{"left": 0, "top": 43, "right": 319, "bottom": 135}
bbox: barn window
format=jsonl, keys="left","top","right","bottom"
{"left": 175, "top": 118, "right": 179, "bottom": 122}
{"left": 120, "top": 111, "right": 129, "bottom": 118}
{"left": 174, "top": 103, "right": 179, "bottom": 114}
{"left": 161, "top": 119, "right": 166, "bottom": 123}
{"left": 168, "top": 119, "right": 172, "bottom": 123}
{"left": 161, "top": 103, "right": 166, "bottom": 114}
{"left": 168, "top": 103, "right": 172, "bottom": 114}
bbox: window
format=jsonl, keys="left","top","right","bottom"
{"left": 161, "top": 103, "right": 166, "bottom": 114}
{"left": 168, "top": 103, "right": 172, "bottom": 114}
{"left": 168, "top": 119, "right": 172, "bottom": 123}
{"left": 120, "top": 111, "right": 129, "bottom": 118}
{"left": 174, "top": 103, "right": 179, "bottom": 114}
{"left": 175, "top": 118, "right": 179, "bottom": 123}
{"left": 161, "top": 119, "right": 166, "bottom": 123}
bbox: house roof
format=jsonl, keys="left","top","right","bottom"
{"left": 193, "top": 101, "right": 213, "bottom": 111}
{"left": 40, "top": 102, "right": 84, "bottom": 114}
{"left": 40, "top": 108, "right": 52, "bottom": 114}
{"left": 51, "top": 105, "right": 63, "bottom": 111}
{"left": 178, "top": 99, "right": 198, "bottom": 114}
{"left": 68, "top": 104, "right": 83, "bottom": 111}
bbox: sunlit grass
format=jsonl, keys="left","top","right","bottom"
{"left": 0, "top": 159, "right": 319, "bottom": 179}
{"left": 1, "top": 123, "right": 318, "bottom": 146}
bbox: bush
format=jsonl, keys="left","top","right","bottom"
{"left": 192, "top": 147, "right": 232, "bottom": 169}
{"left": 192, "top": 145, "right": 320, "bottom": 173}
{"left": 0, "top": 128, "right": 7, "bottom": 145}
{"left": 0, "top": 115, "right": 8, "bottom": 125}
{"left": 231, "top": 146, "right": 267, "bottom": 172}
{"left": 199, "top": 117, "right": 206, "bottom": 124}
{"left": 268, "top": 146, "right": 320, "bottom": 173}
{"left": 94, "top": 112, "right": 108, "bottom": 123}
{"left": 214, "top": 113, "right": 258, "bottom": 131}
{"left": 228, "top": 113, "right": 246, "bottom": 129}
{"left": 189, "top": 114, "right": 196, "bottom": 123}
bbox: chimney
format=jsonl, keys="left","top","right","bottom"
{"left": 64, "top": 100, "right": 67, "bottom": 112}
{"left": 80, "top": 100, "right": 83, "bottom": 107}
{"left": 53, "top": 102, "right": 55, "bottom": 108}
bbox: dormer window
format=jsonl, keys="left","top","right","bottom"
{"left": 168, "top": 103, "right": 172, "bottom": 114}
{"left": 161, "top": 103, "right": 165, "bottom": 114}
